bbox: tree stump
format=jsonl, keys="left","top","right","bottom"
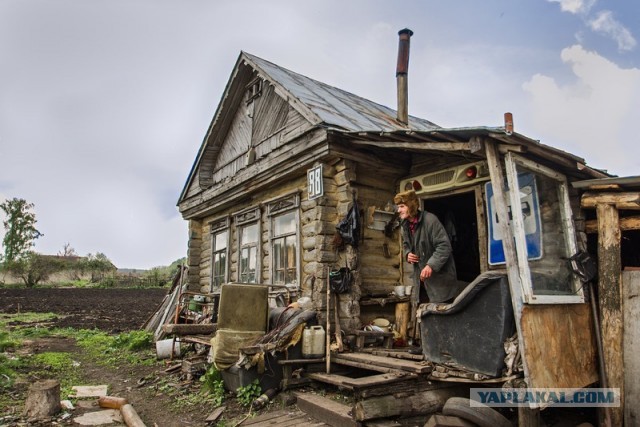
{"left": 23, "top": 379, "right": 61, "bottom": 420}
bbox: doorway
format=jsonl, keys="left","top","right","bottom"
{"left": 423, "top": 191, "right": 480, "bottom": 283}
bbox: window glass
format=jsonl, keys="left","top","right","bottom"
{"left": 274, "top": 212, "right": 296, "bottom": 236}
{"left": 211, "top": 229, "right": 228, "bottom": 291}
{"left": 272, "top": 211, "right": 297, "bottom": 286}
{"left": 239, "top": 223, "right": 258, "bottom": 283}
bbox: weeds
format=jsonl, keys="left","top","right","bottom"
{"left": 236, "top": 379, "right": 261, "bottom": 407}
{"left": 75, "top": 329, "right": 155, "bottom": 366}
{"left": 29, "top": 352, "right": 82, "bottom": 399}
{"left": 200, "top": 365, "right": 226, "bottom": 406}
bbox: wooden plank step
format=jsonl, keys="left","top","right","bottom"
{"left": 309, "top": 371, "right": 415, "bottom": 389}
{"left": 295, "top": 391, "right": 358, "bottom": 427}
{"left": 333, "top": 352, "right": 432, "bottom": 374}
{"left": 330, "top": 357, "right": 407, "bottom": 375}
{"left": 239, "top": 408, "right": 329, "bottom": 426}
{"left": 307, "top": 372, "right": 355, "bottom": 390}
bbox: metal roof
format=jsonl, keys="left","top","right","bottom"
{"left": 244, "top": 52, "right": 440, "bottom": 133}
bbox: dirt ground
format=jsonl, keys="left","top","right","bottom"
{"left": 0, "top": 287, "right": 266, "bottom": 426}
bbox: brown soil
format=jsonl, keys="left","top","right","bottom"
{"left": 0, "top": 287, "right": 264, "bottom": 426}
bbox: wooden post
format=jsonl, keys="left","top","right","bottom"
{"left": 23, "top": 379, "right": 61, "bottom": 420}
{"left": 395, "top": 302, "right": 410, "bottom": 341}
{"left": 623, "top": 270, "right": 640, "bottom": 426}
{"left": 326, "top": 271, "right": 331, "bottom": 374}
{"left": 596, "top": 202, "right": 623, "bottom": 427}
{"left": 334, "top": 293, "right": 344, "bottom": 352}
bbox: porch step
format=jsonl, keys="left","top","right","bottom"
{"left": 308, "top": 372, "right": 415, "bottom": 390}
{"left": 239, "top": 408, "right": 330, "bottom": 426}
{"left": 294, "top": 391, "right": 358, "bottom": 427}
{"left": 333, "top": 352, "right": 432, "bottom": 374}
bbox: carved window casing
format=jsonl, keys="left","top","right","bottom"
{"left": 209, "top": 216, "right": 229, "bottom": 292}
{"left": 234, "top": 207, "right": 261, "bottom": 283}
{"left": 267, "top": 193, "right": 300, "bottom": 288}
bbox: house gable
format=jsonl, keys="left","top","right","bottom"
{"left": 179, "top": 53, "right": 320, "bottom": 206}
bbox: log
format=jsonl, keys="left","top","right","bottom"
{"left": 98, "top": 395, "right": 128, "bottom": 409}
{"left": 23, "top": 379, "right": 60, "bottom": 420}
{"left": 161, "top": 323, "right": 217, "bottom": 335}
{"left": 121, "top": 403, "right": 147, "bottom": 427}
{"left": 585, "top": 215, "right": 640, "bottom": 233}
{"left": 354, "top": 386, "right": 463, "bottom": 421}
{"left": 395, "top": 302, "right": 410, "bottom": 340}
{"left": 582, "top": 191, "right": 640, "bottom": 209}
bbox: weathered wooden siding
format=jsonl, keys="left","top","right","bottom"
{"left": 181, "top": 83, "right": 312, "bottom": 203}
{"left": 520, "top": 304, "right": 598, "bottom": 390}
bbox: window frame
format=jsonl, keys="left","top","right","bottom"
{"left": 267, "top": 193, "right": 300, "bottom": 289}
{"left": 505, "top": 152, "right": 584, "bottom": 304}
{"left": 209, "top": 216, "right": 230, "bottom": 293}
{"left": 234, "top": 207, "right": 261, "bottom": 284}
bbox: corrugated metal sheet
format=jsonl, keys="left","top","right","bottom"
{"left": 244, "top": 52, "right": 440, "bottom": 133}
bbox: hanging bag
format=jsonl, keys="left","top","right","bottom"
{"left": 568, "top": 250, "right": 597, "bottom": 283}
{"left": 329, "top": 263, "right": 352, "bottom": 294}
{"left": 336, "top": 194, "right": 360, "bottom": 247}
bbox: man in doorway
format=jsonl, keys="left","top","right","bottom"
{"left": 394, "top": 190, "right": 460, "bottom": 354}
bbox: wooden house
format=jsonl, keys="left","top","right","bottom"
{"left": 176, "top": 30, "right": 633, "bottom": 425}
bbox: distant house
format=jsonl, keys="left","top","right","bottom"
{"left": 177, "top": 31, "right": 638, "bottom": 424}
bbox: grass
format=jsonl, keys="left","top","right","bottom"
{"left": 0, "top": 312, "right": 158, "bottom": 414}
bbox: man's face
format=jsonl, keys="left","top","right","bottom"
{"left": 397, "top": 203, "right": 410, "bottom": 220}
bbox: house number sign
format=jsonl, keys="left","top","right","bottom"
{"left": 307, "top": 165, "right": 323, "bottom": 200}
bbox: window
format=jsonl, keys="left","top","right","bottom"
{"left": 235, "top": 207, "right": 261, "bottom": 283}
{"left": 210, "top": 217, "right": 229, "bottom": 292}
{"left": 268, "top": 194, "right": 299, "bottom": 287}
{"left": 246, "top": 78, "right": 263, "bottom": 104}
{"left": 504, "top": 152, "right": 584, "bottom": 304}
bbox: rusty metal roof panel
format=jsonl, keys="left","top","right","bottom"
{"left": 244, "top": 52, "right": 439, "bottom": 132}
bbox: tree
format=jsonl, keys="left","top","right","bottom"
{"left": 78, "top": 252, "right": 115, "bottom": 282}
{"left": 9, "top": 252, "right": 65, "bottom": 287}
{"left": 0, "top": 198, "right": 43, "bottom": 264}
{"left": 58, "top": 243, "right": 77, "bottom": 257}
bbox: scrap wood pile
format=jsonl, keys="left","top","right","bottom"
{"left": 142, "top": 266, "right": 186, "bottom": 341}
{"left": 143, "top": 266, "right": 217, "bottom": 343}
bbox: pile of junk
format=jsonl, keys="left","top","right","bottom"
{"left": 144, "top": 280, "right": 325, "bottom": 398}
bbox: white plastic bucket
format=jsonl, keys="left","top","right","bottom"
{"left": 302, "top": 326, "right": 325, "bottom": 358}
{"left": 156, "top": 339, "right": 180, "bottom": 359}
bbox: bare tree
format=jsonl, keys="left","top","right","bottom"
{"left": 58, "top": 243, "right": 77, "bottom": 257}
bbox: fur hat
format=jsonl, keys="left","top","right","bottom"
{"left": 394, "top": 190, "right": 419, "bottom": 217}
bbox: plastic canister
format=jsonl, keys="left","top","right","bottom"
{"left": 302, "top": 325, "right": 325, "bottom": 358}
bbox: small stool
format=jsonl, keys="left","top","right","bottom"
{"left": 353, "top": 330, "right": 394, "bottom": 350}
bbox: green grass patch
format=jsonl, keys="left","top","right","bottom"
{"left": 75, "top": 329, "right": 156, "bottom": 366}
{"left": 29, "top": 352, "right": 82, "bottom": 399}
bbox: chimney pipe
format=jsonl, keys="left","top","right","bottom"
{"left": 504, "top": 112, "right": 514, "bottom": 134}
{"left": 396, "top": 28, "right": 413, "bottom": 125}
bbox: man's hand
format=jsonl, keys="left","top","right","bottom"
{"left": 420, "top": 265, "right": 433, "bottom": 281}
{"left": 407, "top": 252, "right": 420, "bottom": 264}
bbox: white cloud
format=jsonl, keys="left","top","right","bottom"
{"left": 547, "top": 0, "right": 596, "bottom": 15}
{"left": 588, "top": 11, "right": 637, "bottom": 52}
{"left": 523, "top": 45, "right": 640, "bottom": 176}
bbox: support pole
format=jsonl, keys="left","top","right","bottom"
{"left": 596, "top": 203, "right": 623, "bottom": 427}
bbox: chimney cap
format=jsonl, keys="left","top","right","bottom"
{"left": 398, "top": 28, "right": 414, "bottom": 36}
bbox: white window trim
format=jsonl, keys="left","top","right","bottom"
{"left": 234, "top": 207, "right": 261, "bottom": 283}
{"left": 505, "top": 152, "right": 584, "bottom": 304}
{"left": 267, "top": 193, "right": 300, "bottom": 289}
{"left": 209, "top": 216, "right": 230, "bottom": 292}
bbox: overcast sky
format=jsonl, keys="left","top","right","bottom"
{"left": 1, "top": 0, "right": 638, "bottom": 269}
